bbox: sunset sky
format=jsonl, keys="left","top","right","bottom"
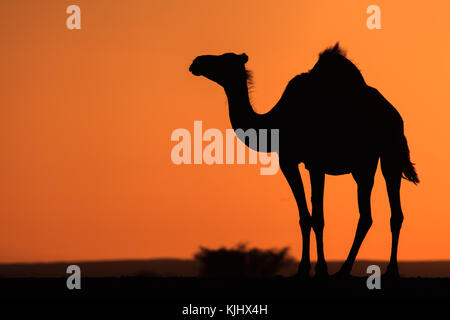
{"left": 0, "top": 0, "right": 449, "bottom": 263}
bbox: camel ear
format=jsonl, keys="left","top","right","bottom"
{"left": 241, "top": 53, "right": 248, "bottom": 64}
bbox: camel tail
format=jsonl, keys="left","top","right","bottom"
{"left": 400, "top": 135, "right": 419, "bottom": 184}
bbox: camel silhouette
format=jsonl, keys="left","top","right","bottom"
{"left": 189, "top": 43, "right": 419, "bottom": 279}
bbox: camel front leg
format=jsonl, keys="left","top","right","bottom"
{"left": 280, "top": 162, "right": 311, "bottom": 279}
{"left": 336, "top": 169, "right": 375, "bottom": 277}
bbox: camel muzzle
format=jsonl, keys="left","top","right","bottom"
{"left": 189, "top": 63, "right": 201, "bottom": 76}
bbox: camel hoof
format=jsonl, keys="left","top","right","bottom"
{"left": 314, "top": 263, "right": 329, "bottom": 279}
{"left": 332, "top": 269, "right": 351, "bottom": 280}
{"left": 293, "top": 263, "right": 311, "bottom": 280}
{"left": 382, "top": 264, "right": 400, "bottom": 280}
{"left": 293, "top": 271, "right": 310, "bottom": 280}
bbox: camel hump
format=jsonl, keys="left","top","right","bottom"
{"left": 277, "top": 73, "right": 312, "bottom": 104}
{"left": 309, "top": 43, "right": 366, "bottom": 87}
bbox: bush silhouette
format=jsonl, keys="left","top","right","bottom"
{"left": 194, "top": 244, "right": 293, "bottom": 278}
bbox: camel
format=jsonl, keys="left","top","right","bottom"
{"left": 189, "top": 43, "right": 419, "bottom": 278}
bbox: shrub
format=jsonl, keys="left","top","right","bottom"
{"left": 194, "top": 244, "right": 293, "bottom": 278}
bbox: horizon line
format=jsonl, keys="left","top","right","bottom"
{"left": 1, "top": 258, "right": 450, "bottom": 265}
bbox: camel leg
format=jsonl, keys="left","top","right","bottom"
{"left": 310, "top": 170, "right": 328, "bottom": 277}
{"left": 382, "top": 169, "right": 403, "bottom": 278}
{"left": 337, "top": 167, "right": 376, "bottom": 277}
{"left": 281, "top": 163, "right": 311, "bottom": 278}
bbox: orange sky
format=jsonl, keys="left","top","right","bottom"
{"left": 0, "top": 0, "right": 449, "bottom": 263}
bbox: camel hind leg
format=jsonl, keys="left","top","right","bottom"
{"left": 381, "top": 156, "right": 404, "bottom": 278}
{"left": 310, "top": 170, "right": 328, "bottom": 278}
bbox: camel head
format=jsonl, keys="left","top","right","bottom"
{"left": 189, "top": 53, "right": 248, "bottom": 86}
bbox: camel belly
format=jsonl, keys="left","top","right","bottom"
{"left": 301, "top": 138, "right": 372, "bottom": 175}
{"left": 304, "top": 157, "right": 352, "bottom": 175}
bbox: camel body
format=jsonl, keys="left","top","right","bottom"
{"left": 274, "top": 73, "right": 404, "bottom": 175}
{"left": 189, "top": 44, "right": 418, "bottom": 278}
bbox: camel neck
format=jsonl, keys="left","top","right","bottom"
{"left": 224, "top": 76, "right": 267, "bottom": 132}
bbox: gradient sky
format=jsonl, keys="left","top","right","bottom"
{"left": 0, "top": 0, "right": 449, "bottom": 263}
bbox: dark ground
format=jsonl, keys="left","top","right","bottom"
{"left": 0, "top": 276, "right": 448, "bottom": 318}
{"left": 0, "top": 260, "right": 448, "bottom": 316}
{"left": 1, "top": 276, "right": 448, "bottom": 300}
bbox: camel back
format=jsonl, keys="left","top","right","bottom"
{"left": 309, "top": 43, "right": 366, "bottom": 87}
